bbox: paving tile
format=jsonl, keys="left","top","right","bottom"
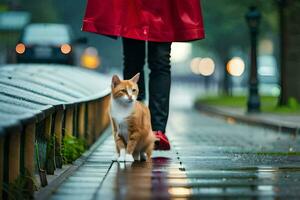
{"left": 66, "top": 176, "right": 104, "bottom": 182}
{"left": 54, "top": 187, "right": 97, "bottom": 194}
{"left": 50, "top": 195, "right": 92, "bottom": 200}
{"left": 58, "top": 181, "right": 100, "bottom": 188}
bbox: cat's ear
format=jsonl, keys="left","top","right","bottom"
{"left": 112, "top": 75, "right": 121, "bottom": 88}
{"left": 130, "top": 73, "right": 140, "bottom": 84}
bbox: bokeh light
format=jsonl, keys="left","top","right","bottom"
{"left": 16, "top": 43, "right": 26, "bottom": 54}
{"left": 60, "top": 44, "right": 72, "bottom": 54}
{"left": 81, "top": 47, "right": 100, "bottom": 69}
{"left": 227, "top": 57, "right": 245, "bottom": 76}
{"left": 190, "top": 57, "right": 202, "bottom": 75}
{"left": 198, "top": 57, "right": 215, "bottom": 76}
{"left": 168, "top": 187, "right": 192, "bottom": 196}
{"left": 190, "top": 57, "right": 215, "bottom": 76}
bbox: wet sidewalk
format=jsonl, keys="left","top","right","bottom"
{"left": 48, "top": 108, "right": 300, "bottom": 199}
{"left": 217, "top": 106, "right": 300, "bottom": 128}
{"left": 196, "top": 104, "right": 300, "bottom": 133}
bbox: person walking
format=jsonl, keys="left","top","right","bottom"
{"left": 82, "top": 0, "right": 205, "bottom": 150}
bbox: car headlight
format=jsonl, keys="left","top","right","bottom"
{"left": 60, "top": 44, "right": 72, "bottom": 54}
{"left": 16, "top": 43, "right": 26, "bottom": 54}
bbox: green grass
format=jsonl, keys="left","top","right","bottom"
{"left": 197, "top": 95, "right": 300, "bottom": 114}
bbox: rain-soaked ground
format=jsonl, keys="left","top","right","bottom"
{"left": 46, "top": 82, "right": 300, "bottom": 199}
{"left": 49, "top": 105, "right": 300, "bottom": 200}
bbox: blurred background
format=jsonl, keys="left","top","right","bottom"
{"left": 0, "top": 0, "right": 299, "bottom": 111}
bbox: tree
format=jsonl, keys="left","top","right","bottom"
{"left": 279, "top": 0, "right": 300, "bottom": 104}
{"left": 19, "top": 0, "right": 59, "bottom": 22}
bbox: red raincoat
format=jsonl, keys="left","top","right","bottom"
{"left": 82, "top": 0, "right": 205, "bottom": 42}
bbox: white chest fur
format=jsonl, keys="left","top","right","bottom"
{"left": 110, "top": 97, "right": 134, "bottom": 142}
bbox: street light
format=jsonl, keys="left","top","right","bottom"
{"left": 277, "top": 0, "right": 288, "bottom": 105}
{"left": 245, "top": 6, "right": 261, "bottom": 113}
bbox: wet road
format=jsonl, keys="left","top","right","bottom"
{"left": 49, "top": 105, "right": 300, "bottom": 200}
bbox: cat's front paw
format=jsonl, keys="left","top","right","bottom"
{"left": 125, "top": 154, "right": 134, "bottom": 162}
{"left": 117, "top": 148, "right": 126, "bottom": 162}
{"left": 117, "top": 155, "right": 126, "bottom": 162}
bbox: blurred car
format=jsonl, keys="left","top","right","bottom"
{"left": 15, "top": 23, "right": 86, "bottom": 65}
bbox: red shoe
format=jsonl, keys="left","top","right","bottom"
{"left": 154, "top": 131, "right": 171, "bottom": 150}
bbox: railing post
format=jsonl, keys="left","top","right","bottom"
{"left": 103, "top": 95, "right": 110, "bottom": 130}
{"left": 45, "top": 115, "right": 55, "bottom": 175}
{"left": 95, "top": 101, "right": 101, "bottom": 139}
{"left": 0, "top": 136, "right": 3, "bottom": 198}
{"left": 87, "top": 102, "right": 96, "bottom": 146}
{"left": 24, "top": 123, "right": 36, "bottom": 195}
{"left": 78, "top": 103, "right": 86, "bottom": 139}
{"left": 73, "top": 106, "right": 78, "bottom": 137}
{"left": 54, "top": 110, "right": 64, "bottom": 168}
{"left": 9, "top": 131, "right": 20, "bottom": 184}
{"left": 99, "top": 95, "right": 110, "bottom": 133}
{"left": 65, "top": 107, "right": 74, "bottom": 136}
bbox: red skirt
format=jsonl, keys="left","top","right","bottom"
{"left": 82, "top": 0, "right": 205, "bottom": 42}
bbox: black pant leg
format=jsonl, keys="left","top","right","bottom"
{"left": 122, "top": 37, "right": 146, "bottom": 101}
{"left": 148, "top": 42, "right": 172, "bottom": 132}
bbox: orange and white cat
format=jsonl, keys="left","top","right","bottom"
{"left": 109, "top": 73, "right": 155, "bottom": 162}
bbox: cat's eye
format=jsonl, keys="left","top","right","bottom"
{"left": 132, "top": 89, "right": 137, "bottom": 92}
{"left": 121, "top": 89, "right": 127, "bottom": 93}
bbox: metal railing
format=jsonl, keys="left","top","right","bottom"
{"left": 0, "top": 64, "right": 111, "bottom": 199}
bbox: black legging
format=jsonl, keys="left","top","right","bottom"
{"left": 122, "top": 37, "right": 171, "bottom": 133}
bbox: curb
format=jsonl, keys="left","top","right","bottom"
{"left": 34, "top": 128, "right": 111, "bottom": 200}
{"left": 195, "top": 103, "right": 300, "bottom": 135}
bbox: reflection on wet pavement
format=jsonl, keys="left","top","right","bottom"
{"left": 50, "top": 108, "right": 300, "bottom": 200}
{"left": 99, "top": 157, "right": 174, "bottom": 199}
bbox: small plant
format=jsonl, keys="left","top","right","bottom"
{"left": 2, "top": 170, "right": 38, "bottom": 200}
{"left": 62, "top": 135, "right": 87, "bottom": 164}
